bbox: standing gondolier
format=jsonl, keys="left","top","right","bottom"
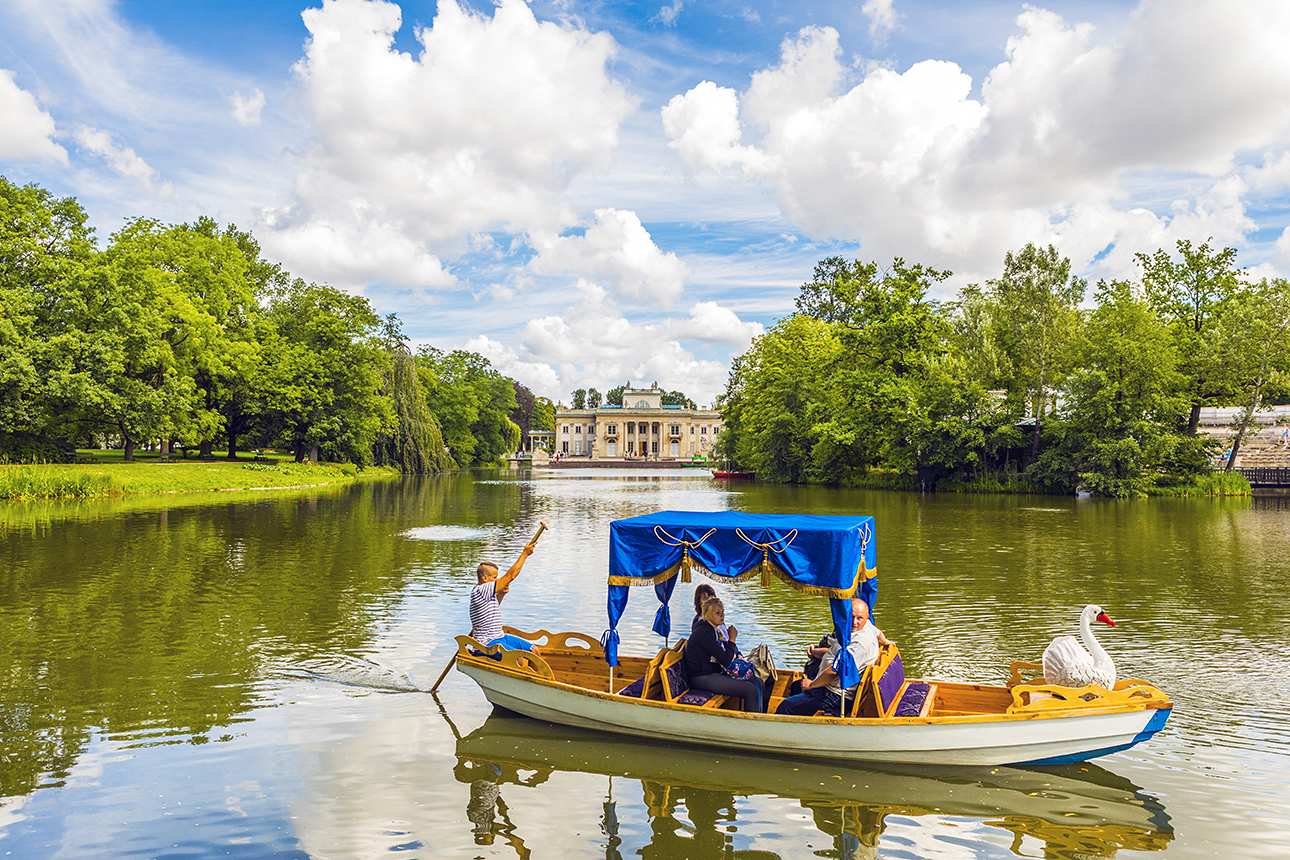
{"left": 470, "top": 529, "right": 544, "bottom": 652}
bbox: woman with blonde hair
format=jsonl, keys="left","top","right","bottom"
{"left": 683, "top": 596, "right": 763, "bottom": 712}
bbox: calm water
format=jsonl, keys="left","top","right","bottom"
{"left": 2, "top": 471, "right": 1289, "bottom": 859}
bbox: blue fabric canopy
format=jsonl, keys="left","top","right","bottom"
{"left": 600, "top": 511, "right": 877, "bottom": 692}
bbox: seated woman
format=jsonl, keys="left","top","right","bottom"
{"left": 684, "top": 597, "right": 764, "bottom": 713}
{"left": 691, "top": 584, "right": 741, "bottom": 654}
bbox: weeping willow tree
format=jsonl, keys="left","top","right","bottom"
{"left": 373, "top": 338, "right": 455, "bottom": 473}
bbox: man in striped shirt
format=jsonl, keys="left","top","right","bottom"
{"left": 469, "top": 539, "right": 539, "bottom": 652}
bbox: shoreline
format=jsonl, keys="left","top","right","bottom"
{"left": 0, "top": 457, "right": 402, "bottom": 501}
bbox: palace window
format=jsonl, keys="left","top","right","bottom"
{"left": 627, "top": 422, "right": 635, "bottom": 433}
{"left": 575, "top": 425, "right": 582, "bottom": 434}
{"left": 651, "top": 441, "right": 658, "bottom": 453}
{"left": 562, "top": 441, "right": 569, "bottom": 452}
{"left": 652, "top": 422, "right": 660, "bottom": 434}
{"left": 701, "top": 426, "right": 708, "bottom": 434}
{"left": 670, "top": 424, "right": 680, "bottom": 436}
{"left": 562, "top": 426, "right": 569, "bottom": 434}
{"left": 606, "top": 424, "right": 617, "bottom": 435}
{"left": 690, "top": 426, "right": 695, "bottom": 435}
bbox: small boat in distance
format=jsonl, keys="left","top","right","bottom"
{"left": 710, "top": 470, "right": 755, "bottom": 479}
{"left": 453, "top": 511, "right": 1172, "bottom": 766}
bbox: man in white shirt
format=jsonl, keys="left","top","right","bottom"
{"left": 774, "top": 598, "right": 892, "bottom": 716}
{"left": 469, "top": 538, "right": 538, "bottom": 652}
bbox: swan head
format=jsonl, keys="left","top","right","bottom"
{"left": 1084, "top": 603, "right": 1116, "bottom": 627}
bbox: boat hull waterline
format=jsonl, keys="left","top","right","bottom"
{"left": 457, "top": 658, "right": 1172, "bottom": 767}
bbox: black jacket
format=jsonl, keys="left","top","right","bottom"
{"left": 685, "top": 618, "right": 737, "bottom": 678}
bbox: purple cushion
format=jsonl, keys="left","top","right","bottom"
{"left": 618, "top": 677, "right": 645, "bottom": 697}
{"left": 877, "top": 653, "right": 905, "bottom": 713}
{"left": 893, "top": 681, "right": 930, "bottom": 717}
{"left": 665, "top": 665, "right": 687, "bottom": 699}
{"left": 677, "top": 690, "right": 716, "bottom": 706}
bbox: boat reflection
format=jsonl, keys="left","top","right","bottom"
{"left": 455, "top": 712, "right": 1173, "bottom": 860}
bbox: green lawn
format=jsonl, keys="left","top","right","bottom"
{"left": 1, "top": 452, "right": 400, "bottom": 500}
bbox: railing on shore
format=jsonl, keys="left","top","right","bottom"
{"left": 1237, "top": 467, "right": 1290, "bottom": 486}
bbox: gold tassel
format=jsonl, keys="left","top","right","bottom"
{"left": 760, "top": 550, "right": 771, "bottom": 587}
{"left": 681, "top": 547, "right": 691, "bottom": 583}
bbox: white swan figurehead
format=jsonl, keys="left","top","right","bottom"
{"left": 1042, "top": 604, "right": 1117, "bottom": 689}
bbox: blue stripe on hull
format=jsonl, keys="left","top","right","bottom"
{"left": 1015, "top": 707, "right": 1172, "bottom": 766}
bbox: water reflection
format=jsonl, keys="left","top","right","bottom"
{"left": 454, "top": 712, "right": 1173, "bottom": 860}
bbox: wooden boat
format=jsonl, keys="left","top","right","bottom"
{"left": 455, "top": 712, "right": 1174, "bottom": 855}
{"left": 710, "top": 470, "right": 754, "bottom": 479}
{"left": 454, "top": 511, "right": 1172, "bottom": 766}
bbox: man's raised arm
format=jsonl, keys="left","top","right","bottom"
{"left": 494, "top": 541, "right": 536, "bottom": 601}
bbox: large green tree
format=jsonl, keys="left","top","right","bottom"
{"left": 986, "top": 244, "right": 1086, "bottom": 457}
{"left": 0, "top": 177, "right": 100, "bottom": 453}
{"left": 1137, "top": 239, "right": 1246, "bottom": 436}
{"left": 257, "top": 280, "right": 393, "bottom": 463}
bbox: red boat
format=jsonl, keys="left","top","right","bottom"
{"left": 711, "top": 470, "right": 755, "bottom": 479}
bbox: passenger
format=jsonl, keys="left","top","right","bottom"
{"left": 691, "top": 583, "right": 717, "bottom": 631}
{"left": 691, "top": 583, "right": 741, "bottom": 654}
{"left": 685, "top": 597, "right": 764, "bottom": 713}
{"left": 775, "top": 599, "right": 892, "bottom": 717}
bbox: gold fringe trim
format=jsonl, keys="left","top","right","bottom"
{"left": 608, "top": 555, "right": 877, "bottom": 598}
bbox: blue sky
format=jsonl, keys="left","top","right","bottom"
{"left": 4, "top": 0, "right": 1289, "bottom": 405}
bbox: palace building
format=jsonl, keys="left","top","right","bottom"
{"left": 550, "top": 383, "right": 723, "bottom": 462}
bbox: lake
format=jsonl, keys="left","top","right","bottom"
{"left": 2, "top": 470, "right": 1288, "bottom": 859}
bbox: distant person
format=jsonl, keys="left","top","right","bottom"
{"left": 469, "top": 539, "right": 539, "bottom": 653}
{"left": 775, "top": 599, "right": 891, "bottom": 717}
{"left": 685, "top": 597, "right": 763, "bottom": 713}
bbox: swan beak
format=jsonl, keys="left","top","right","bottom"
{"left": 1096, "top": 612, "right": 1116, "bottom": 627}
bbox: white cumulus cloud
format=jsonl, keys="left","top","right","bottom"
{"left": 861, "top": 0, "right": 900, "bottom": 40}
{"left": 0, "top": 68, "right": 67, "bottom": 163}
{"left": 662, "top": 0, "right": 1290, "bottom": 283}
{"left": 73, "top": 125, "right": 170, "bottom": 194}
{"left": 528, "top": 208, "right": 689, "bottom": 305}
{"left": 469, "top": 280, "right": 756, "bottom": 404}
{"left": 258, "top": 0, "right": 636, "bottom": 290}
{"left": 229, "top": 88, "right": 265, "bottom": 126}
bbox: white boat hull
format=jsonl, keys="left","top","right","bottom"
{"left": 458, "top": 660, "right": 1171, "bottom": 767}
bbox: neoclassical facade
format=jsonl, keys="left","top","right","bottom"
{"left": 551, "top": 383, "right": 723, "bottom": 462}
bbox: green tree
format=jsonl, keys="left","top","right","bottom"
{"left": 571, "top": 388, "right": 586, "bottom": 409}
{"left": 1033, "top": 280, "right": 1193, "bottom": 496}
{"left": 986, "top": 244, "right": 1086, "bottom": 456}
{"left": 258, "top": 280, "right": 393, "bottom": 464}
{"left": 720, "top": 314, "right": 843, "bottom": 483}
{"left": 418, "top": 348, "right": 519, "bottom": 466}
{"left": 606, "top": 384, "right": 625, "bottom": 406}
{"left": 0, "top": 177, "right": 100, "bottom": 454}
{"left": 587, "top": 387, "right": 601, "bottom": 408}
{"left": 1137, "top": 239, "right": 1245, "bottom": 435}
{"left": 661, "top": 390, "right": 696, "bottom": 409}
{"left": 372, "top": 316, "right": 453, "bottom": 473}
{"left": 1210, "top": 279, "right": 1290, "bottom": 470}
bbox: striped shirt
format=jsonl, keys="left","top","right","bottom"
{"left": 469, "top": 580, "right": 504, "bottom": 643}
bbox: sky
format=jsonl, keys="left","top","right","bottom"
{"left": 4, "top": 0, "right": 1290, "bottom": 407}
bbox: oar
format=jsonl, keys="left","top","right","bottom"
{"left": 428, "top": 521, "right": 548, "bottom": 693}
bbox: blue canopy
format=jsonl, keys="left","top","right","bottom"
{"left": 600, "top": 511, "right": 877, "bottom": 692}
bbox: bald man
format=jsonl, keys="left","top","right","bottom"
{"left": 775, "top": 599, "right": 891, "bottom": 717}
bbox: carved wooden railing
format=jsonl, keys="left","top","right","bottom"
{"left": 1006, "top": 678, "right": 1170, "bottom": 714}
{"left": 453, "top": 634, "right": 555, "bottom": 681}
{"left": 500, "top": 626, "right": 604, "bottom": 654}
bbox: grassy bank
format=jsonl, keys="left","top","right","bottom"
{"left": 846, "top": 468, "right": 1051, "bottom": 494}
{"left": 1148, "top": 471, "right": 1252, "bottom": 497}
{"left": 0, "top": 453, "right": 399, "bottom": 500}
